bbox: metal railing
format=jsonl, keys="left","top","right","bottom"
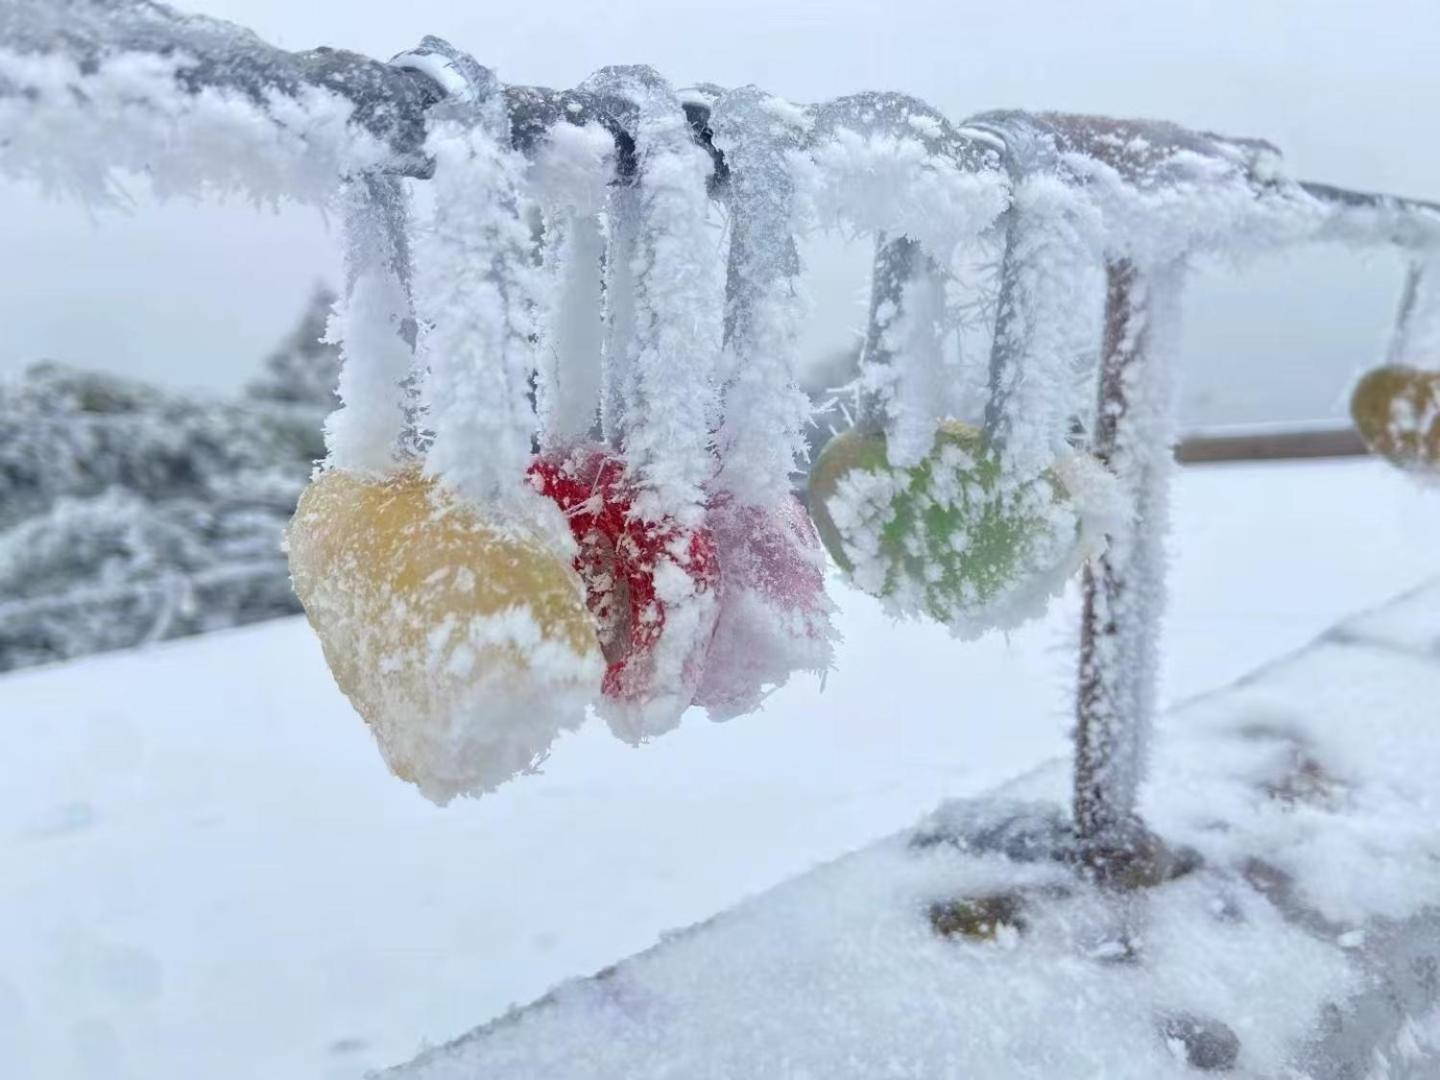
{"left": 5, "top": 0, "right": 1438, "bottom": 870}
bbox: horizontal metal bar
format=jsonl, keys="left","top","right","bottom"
{"left": 1174, "top": 425, "right": 1367, "bottom": 464}
{"left": 6, "top": 0, "right": 1439, "bottom": 240}
{"left": 1300, "top": 179, "right": 1440, "bottom": 218}
{"left": 0, "top": 0, "right": 444, "bottom": 174}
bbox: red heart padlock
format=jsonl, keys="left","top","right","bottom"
{"left": 529, "top": 447, "right": 721, "bottom": 740}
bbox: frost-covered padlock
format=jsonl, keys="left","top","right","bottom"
{"left": 287, "top": 468, "right": 602, "bottom": 804}
{"left": 1352, "top": 367, "right": 1440, "bottom": 473}
{"left": 805, "top": 212, "right": 1111, "bottom": 636}
{"left": 1351, "top": 260, "right": 1440, "bottom": 475}
{"left": 678, "top": 85, "right": 839, "bottom": 718}
{"left": 691, "top": 492, "right": 836, "bottom": 720}
{"left": 529, "top": 448, "right": 721, "bottom": 741}
{"left": 808, "top": 420, "right": 1108, "bottom": 635}
{"left": 285, "top": 79, "right": 618, "bottom": 802}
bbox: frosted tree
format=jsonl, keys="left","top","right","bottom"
{"left": 245, "top": 284, "right": 342, "bottom": 410}
{"left": 0, "top": 297, "right": 341, "bottom": 670}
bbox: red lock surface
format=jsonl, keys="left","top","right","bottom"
{"left": 529, "top": 448, "right": 720, "bottom": 738}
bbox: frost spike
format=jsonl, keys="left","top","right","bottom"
{"left": 323, "top": 173, "right": 417, "bottom": 473}
{"left": 804, "top": 92, "right": 1008, "bottom": 262}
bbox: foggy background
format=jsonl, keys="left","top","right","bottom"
{"left": 3, "top": 0, "right": 1435, "bottom": 425}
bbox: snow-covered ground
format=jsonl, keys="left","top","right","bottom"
{"left": 391, "top": 575, "right": 1440, "bottom": 1080}
{"left": 1, "top": 458, "right": 1438, "bottom": 1080}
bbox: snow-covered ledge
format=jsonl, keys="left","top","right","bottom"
{"left": 385, "top": 579, "right": 1440, "bottom": 1080}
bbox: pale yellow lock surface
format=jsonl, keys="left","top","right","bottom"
{"left": 287, "top": 468, "right": 602, "bottom": 803}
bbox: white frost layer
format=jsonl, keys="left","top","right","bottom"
{"left": 374, "top": 604, "right": 602, "bottom": 807}
{"left": 388, "top": 579, "right": 1440, "bottom": 1079}
{"left": 415, "top": 120, "right": 550, "bottom": 515}
{"left": 582, "top": 70, "right": 724, "bottom": 527}
{"left": 823, "top": 442, "right": 1119, "bottom": 638}
{"left": 709, "top": 87, "right": 813, "bottom": 509}
{"left": 799, "top": 127, "right": 1008, "bottom": 266}
{"left": 0, "top": 50, "right": 385, "bottom": 205}
{"left": 323, "top": 177, "right": 416, "bottom": 473}
{"left": 988, "top": 175, "right": 1107, "bottom": 486}
{"left": 596, "top": 539, "right": 721, "bottom": 746}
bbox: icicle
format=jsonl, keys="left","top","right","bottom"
{"left": 323, "top": 173, "right": 417, "bottom": 473}
{"left": 529, "top": 121, "right": 617, "bottom": 447}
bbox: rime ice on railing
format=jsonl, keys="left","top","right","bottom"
{"left": 4, "top": 1, "right": 1438, "bottom": 836}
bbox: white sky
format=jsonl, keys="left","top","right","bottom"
{"left": 2, "top": 0, "right": 1437, "bottom": 422}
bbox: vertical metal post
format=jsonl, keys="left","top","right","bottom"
{"left": 1074, "top": 259, "right": 1166, "bottom": 848}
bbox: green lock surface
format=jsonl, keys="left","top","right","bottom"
{"left": 808, "top": 422, "right": 1072, "bottom": 623}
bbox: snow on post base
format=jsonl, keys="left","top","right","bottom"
{"left": 384, "top": 579, "right": 1440, "bottom": 1079}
